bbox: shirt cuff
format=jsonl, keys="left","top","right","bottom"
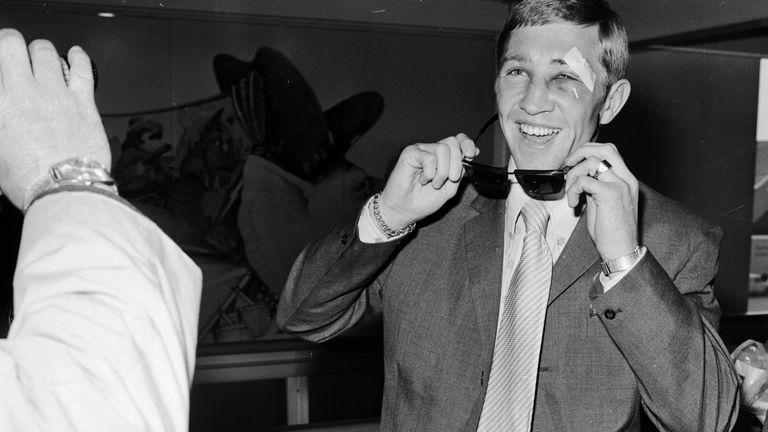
{"left": 358, "top": 196, "right": 405, "bottom": 244}
{"left": 598, "top": 246, "right": 647, "bottom": 292}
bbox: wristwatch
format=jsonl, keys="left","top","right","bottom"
{"left": 600, "top": 245, "right": 644, "bottom": 276}
{"left": 24, "top": 158, "right": 119, "bottom": 212}
{"left": 50, "top": 158, "right": 117, "bottom": 188}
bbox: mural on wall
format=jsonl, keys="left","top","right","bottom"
{"left": 110, "top": 47, "right": 386, "bottom": 343}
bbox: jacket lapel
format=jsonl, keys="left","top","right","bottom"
{"left": 549, "top": 213, "right": 600, "bottom": 305}
{"left": 461, "top": 194, "right": 599, "bottom": 345}
{"left": 464, "top": 194, "right": 505, "bottom": 353}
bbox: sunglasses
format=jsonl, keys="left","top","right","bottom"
{"left": 462, "top": 114, "right": 570, "bottom": 200}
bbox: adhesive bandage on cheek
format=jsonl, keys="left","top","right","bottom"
{"left": 562, "top": 47, "right": 596, "bottom": 93}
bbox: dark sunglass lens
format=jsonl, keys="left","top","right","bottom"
{"left": 470, "top": 168, "right": 507, "bottom": 187}
{"left": 516, "top": 172, "right": 566, "bottom": 199}
{"left": 465, "top": 165, "right": 510, "bottom": 199}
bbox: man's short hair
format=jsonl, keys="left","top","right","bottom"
{"left": 496, "top": 0, "right": 629, "bottom": 91}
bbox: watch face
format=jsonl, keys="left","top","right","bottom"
{"left": 51, "top": 158, "right": 114, "bottom": 184}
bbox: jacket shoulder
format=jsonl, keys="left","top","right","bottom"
{"left": 638, "top": 184, "right": 722, "bottom": 264}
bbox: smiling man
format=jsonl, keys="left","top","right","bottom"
{"left": 277, "top": 1, "right": 740, "bottom": 431}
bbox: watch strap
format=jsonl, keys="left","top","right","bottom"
{"left": 24, "top": 158, "right": 120, "bottom": 213}
{"left": 27, "top": 184, "right": 138, "bottom": 214}
{"left": 600, "top": 245, "right": 643, "bottom": 276}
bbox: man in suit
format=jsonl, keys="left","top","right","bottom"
{"left": 277, "top": 0, "right": 740, "bottom": 430}
{"left": 0, "top": 29, "right": 202, "bottom": 430}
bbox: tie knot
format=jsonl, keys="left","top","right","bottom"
{"left": 520, "top": 200, "right": 549, "bottom": 234}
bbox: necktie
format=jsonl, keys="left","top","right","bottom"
{"left": 478, "top": 200, "right": 552, "bottom": 432}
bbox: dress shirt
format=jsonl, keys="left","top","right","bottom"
{"left": 0, "top": 191, "right": 202, "bottom": 431}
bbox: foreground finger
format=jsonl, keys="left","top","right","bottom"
{"left": 459, "top": 134, "right": 479, "bottom": 159}
{"left": 429, "top": 141, "right": 452, "bottom": 188}
{"left": 565, "top": 142, "right": 632, "bottom": 178}
{"left": 67, "top": 46, "right": 100, "bottom": 118}
{"left": 566, "top": 142, "right": 619, "bottom": 164}
{"left": 29, "top": 39, "right": 65, "bottom": 86}
{"left": 565, "top": 160, "right": 625, "bottom": 206}
{"left": 445, "top": 134, "right": 469, "bottom": 182}
{"left": 566, "top": 156, "right": 609, "bottom": 180}
{"left": 67, "top": 45, "right": 95, "bottom": 96}
{"left": 0, "top": 29, "right": 32, "bottom": 89}
{"left": 413, "top": 145, "right": 437, "bottom": 186}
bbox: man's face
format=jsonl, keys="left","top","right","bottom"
{"left": 496, "top": 22, "right": 607, "bottom": 170}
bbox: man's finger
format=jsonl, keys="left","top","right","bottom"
{"left": 67, "top": 46, "right": 95, "bottom": 97}
{"left": 565, "top": 156, "right": 603, "bottom": 191}
{"left": 0, "top": 29, "right": 32, "bottom": 89}
{"left": 67, "top": 46, "right": 99, "bottom": 118}
{"left": 565, "top": 142, "right": 618, "bottom": 163}
{"left": 565, "top": 166, "right": 623, "bottom": 207}
{"left": 29, "top": 39, "right": 65, "bottom": 86}
{"left": 565, "top": 174, "right": 590, "bottom": 208}
{"left": 446, "top": 137, "right": 463, "bottom": 182}
{"left": 460, "top": 138, "right": 479, "bottom": 159}
{"left": 429, "top": 141, "right": 452, "bottom": 188}
{"left": 566, "top": 143, "right": 630, "bottom": 178}
{"left": 417, "top": 149, "right": 438, "bottom": 186}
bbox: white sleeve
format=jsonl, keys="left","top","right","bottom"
{"left": 0, "top": 192, "right": 202, "bottom": 432}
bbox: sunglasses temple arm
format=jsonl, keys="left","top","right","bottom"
{"left": 462, "top": 159, "right": 514, "bottom": 175}
{"left": 473, "top": 114, "right": 499, "bottom": 142}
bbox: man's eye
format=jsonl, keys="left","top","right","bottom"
{"left": 505, "top": 68, "right": 525, "bottom": 77}
{"left": 556, "top": 73, "right": 577, "bottom": 81}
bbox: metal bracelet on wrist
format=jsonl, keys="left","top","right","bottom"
{"left": 600, "top": 245, "right": 643, "bottom": 276}
{"left": 372, "top": 192, "right": 416, "bottom": 238}
{"left": 24, "top": 158, "right": 119, "bottom": 212}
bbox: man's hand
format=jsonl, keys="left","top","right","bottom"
{"left": 564, "top": 142, "right": 639, "bottom": 261}
{"left": 0, "top": 29, "right": 110, "bottom": 210}
{"left": 377, "top": 134, "right": 478, "bottom": 230}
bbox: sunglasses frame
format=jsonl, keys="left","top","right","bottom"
{"left": 462, "top": 114, "right": 570, "bottom": 200}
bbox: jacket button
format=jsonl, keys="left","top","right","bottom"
{"left": 604, "top": 309, "right": 616, "bottom": 320}
{"left": 341, "top": 233, "right": 349, "bottom": 245}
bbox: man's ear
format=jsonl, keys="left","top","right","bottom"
{"left": 598, "top": 78, "right": 631, "bottom": 125}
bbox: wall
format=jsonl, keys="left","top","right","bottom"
{"left": 604, "top": 45, "right": 761, "bottom": 314}
{"left": 8, "top": 0, "right": 768, "bottom": 44}
{"left": 613, "top": 0, "right": 768, "bottom": 43}
{"left": 0, "top": 8, "right": 498, "bottom": 181}
{"left": 0, "top": 0, "right": 510, "bottom": 34}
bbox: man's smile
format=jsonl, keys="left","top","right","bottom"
{"left": 518, "top": 123, "right": 561, "bottom": 144}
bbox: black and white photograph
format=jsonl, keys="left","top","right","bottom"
{"left": 0, "top": 1, "right": 765, "bottom": 431}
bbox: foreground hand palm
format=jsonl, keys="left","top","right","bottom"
{"left": 0, "top": 29, "right": 110, "bottom": 209}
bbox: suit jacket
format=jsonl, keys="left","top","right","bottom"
{"left": 0, "top": 192, "right": 202, "bottom": 431}
{"left": 277, "top": 183, "right": 740, "bottom": 432}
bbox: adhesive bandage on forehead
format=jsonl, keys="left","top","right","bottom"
{"left": 562, "top": 47, "right": 596, "bottom": 93}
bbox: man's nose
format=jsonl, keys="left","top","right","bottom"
{"left": 519, "top": 79, "right": 554, "bottom": 115}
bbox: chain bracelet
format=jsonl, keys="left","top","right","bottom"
{"left": 372, "top": 193, "right": 416, "bottom": 238}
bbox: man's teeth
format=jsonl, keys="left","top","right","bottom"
{"left": 520, "top": 124, "right": 560, "bottom": 137}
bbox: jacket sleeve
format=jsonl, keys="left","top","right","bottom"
{"left": 0, "top": 192, "right": 202, "bottom": 432}
{"left": 276, "top": 208, "right": 400, "bottom": 342}
{"left": 590, "top": 224, "right": 740, "bottom": 432}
